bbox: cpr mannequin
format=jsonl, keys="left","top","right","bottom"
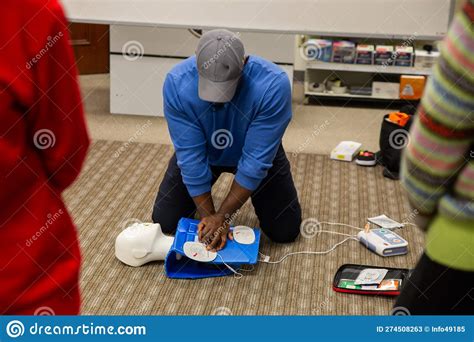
{"left": 115, "top": 222, "right": 174, "bottom": 267}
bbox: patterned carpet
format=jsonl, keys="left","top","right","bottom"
{"left": 63, "top": 140, "right": 424, "bottom": 315}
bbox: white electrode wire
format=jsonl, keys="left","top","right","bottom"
{"left": 259, "top": 236, "right": 358, "bottom": 264}
{"left": 255, "top": 223, "right": 361, "bottom": 266}
{"left": 217, "top": 254, "right": 243, "bottom": 279}
{"left": 208, "top": 221, "right": 370, "bottom": 278}
{"left": 318, "top": 230, "right": 356, "bottom": 237}
{"left": 255, "top": 220, "right": 411, "bottom": 267}
{"left": 318, "top": 221, "right": 364, "bottom": 231}
{"left": 240, "top": 265, "right": 255, "bottom": 272}
{"left": 319, "top": 220, "right": 415, "bottom": 231}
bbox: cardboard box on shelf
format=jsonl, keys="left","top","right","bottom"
{"left": 355, "top": 44, "right": 374, "bottom": 65}
{"left": 372, "top": 82, "right": 400, "bottom": 99}
{"left": 394, "top": 46, "right": 414, "bottom": 67}
{"left": 374, "top": 45, "right": 394, "bottom": 65}
{"left": 399, "top": 75, "right": 426, "bottom": 99}
{"left": 414, "top": 50, "right": 440, "bottom": 68}
{"left": 332, "top": 41, "right": 356, "bottom": 64}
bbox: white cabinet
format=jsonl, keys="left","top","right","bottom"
{"left": 109, "top": 25, "right": 295, "bottom": 116}
{"left": 110, "top": 25, "right": 295, "bottom": 63}
{"left": 110, "top": 56, "right": 180, "bottom": 117}
{"left": 110, "top": 26, "right": 200, "bottom": 57}
{"left": 239, "top": 32, "right": 294, "bottom": 64}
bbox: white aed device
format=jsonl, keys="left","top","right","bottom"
{"left": 357, "top": 228, "right": 408, "bottom": 257}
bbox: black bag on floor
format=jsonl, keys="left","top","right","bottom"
{"left": 376, "top": 112, "right": 414, "bottom": 180}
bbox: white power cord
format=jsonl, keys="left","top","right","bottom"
{"left": 318, "top": 221, "right": 364, "bottom": 231}
{"left": 259, "top": 236, "right": 358, "bottom": 264}
{"left": 319, "top": 220, "right": 417, "bottom": 231}
{"left": 226, "top": 220, "right": 415, "bottom": 274}
{"left": 257, "top": 221, "right": 364, "bottom": 265}
{"left": 318, "top": 230, "right": 358, "bottom": 237}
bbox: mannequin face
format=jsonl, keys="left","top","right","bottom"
{"left": 115, "top": 222, "right": 174, "bottom": 267}
{"left": 120, "top": 223, "right": 159, "bottom": 248}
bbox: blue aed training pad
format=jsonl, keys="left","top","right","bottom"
{"left": 165, "top": 218, "right": 260, "bottom": 279}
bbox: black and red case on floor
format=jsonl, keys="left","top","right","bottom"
{"left": 332, "top": 264, "right": 411, "bottom": 296}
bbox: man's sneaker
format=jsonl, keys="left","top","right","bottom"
{"left": 355, "top": 151, "right": 376, "bottom": 167}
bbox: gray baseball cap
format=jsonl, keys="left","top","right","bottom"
{"left": 196, "top": 29, "right": 245, "bottom": 103}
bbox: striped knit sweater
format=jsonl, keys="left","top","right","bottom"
{"left": 401, "top": 0, "right": 474, "bottom": 270}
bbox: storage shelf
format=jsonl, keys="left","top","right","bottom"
{"left": 306, "top": 60, "right": 432, "bottom": 76}
{"left": 305, "top": 89, "right": 400, "bottom": 101}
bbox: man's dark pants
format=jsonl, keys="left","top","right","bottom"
{"left": 152, "top": 144, "right": 301, "bottom": 243}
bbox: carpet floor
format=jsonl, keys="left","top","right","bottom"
{"left": 63, "top": 140, "right": 424, "bottom": 315}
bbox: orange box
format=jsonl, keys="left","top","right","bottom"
{"left": 399, "top": 75, "right": 426, "bottom": 100}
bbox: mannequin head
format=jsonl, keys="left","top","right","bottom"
{"left": 115, "top": 222, "right": 174, "bottom": 267}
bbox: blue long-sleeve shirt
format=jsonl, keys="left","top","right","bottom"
{"left": 163, "top": 55, "right": 292, "bottom": 197}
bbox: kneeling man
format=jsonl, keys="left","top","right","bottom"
{"left": 152, "top": 29, "right": 301, "bottom": 251}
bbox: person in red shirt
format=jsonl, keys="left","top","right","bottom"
{"left": 0, "top": 0, "right": 89, "bottom": 314}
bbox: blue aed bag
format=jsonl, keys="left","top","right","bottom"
{"left": 164, "top": 218, "right": 260, "bottom": 279}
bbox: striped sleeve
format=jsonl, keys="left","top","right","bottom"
{"left": 401, "top": 0, "right": 474, "bottom": 216}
